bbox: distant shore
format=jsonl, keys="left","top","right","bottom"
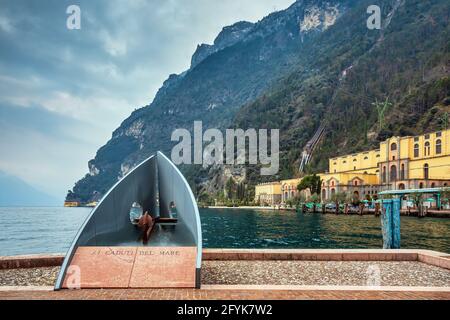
{"left": 205, "top": 206, "right": 450, "bottom": 218}
{"left": 206, "top": 206, "right": 289, "bottom": 211}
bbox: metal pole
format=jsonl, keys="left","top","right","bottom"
{"left": 381, "top": 199, "right": 393, "bottom": 249}
{"left": 392, "top": 197, "right": 401, "bottom": 249}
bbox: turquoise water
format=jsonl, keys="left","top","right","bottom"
{"left": 0, "top": 207, "right": 448, "bottom": 256}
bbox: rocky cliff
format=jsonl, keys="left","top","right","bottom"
{"left": 67, "top": 0, "right": 450, "bottom": 203}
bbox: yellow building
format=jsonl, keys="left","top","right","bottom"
{"left": 64, "top": 201, "right": 80, "bottom": 207}
{"left": 255, "top": 129, "right": 450, "bottom": 203}
{"left": 254, "top": 182, "right": 282, "bottom": 205}
{"left": 319, "top": 172, "right": 380, "bottom": 201}
{"left": 321, "top": 129, "right": 450, "bottom": 201}
{"left": 281, "top": 178, "right": 310, "bottom": 203}
{"left": 329, "top": 149, "right": 380, "bottom": 175}
{"left": 378, "top": 129, "right": 450, "bottom": 190}
{"left": 255, "top": 178, "right": 312, "bottom": 205}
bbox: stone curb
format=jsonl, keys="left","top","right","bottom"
{"left": 1, "top": 249, "right": 449, "bottom": 270}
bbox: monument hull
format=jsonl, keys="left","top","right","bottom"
{"left": 56, "top": 153, "right": 202, "bottom": 290}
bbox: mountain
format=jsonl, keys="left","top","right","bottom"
{"left": 67, "top": 0, "right": 450, "bottom": 204}
{"left": 0, "top": 171, "right": 59, "bottom": 207}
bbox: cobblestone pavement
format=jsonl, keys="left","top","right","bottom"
{"left": 0, "top": 288, "right": 449, "bottom": 300}
{"left": 1, "top": 261, "right": 449, "bottom": 287}
{"left": 202, "top": 261, "right": 450, "bottom": 287}
{"left": 0, "top": 267, "right": 59, "bottom": 287}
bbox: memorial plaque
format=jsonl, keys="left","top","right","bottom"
{"left": 62, "top": 246, "right": 197, "bottom": 289}
{"left": 62, "top": 247, "right": 137, "bottom": 288}
{"left": 129, "top": 247, "right": 196, "bottom": 288}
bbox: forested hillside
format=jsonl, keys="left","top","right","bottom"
{"left": 67, "top": 0, "right": 450, "bottom": 204}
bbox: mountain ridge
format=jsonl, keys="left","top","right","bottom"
{"left": 0, "top": 171, "right": 59, "bottom": 207}
{"left": 67, "top": 0, "right": 450, "bottom": 204}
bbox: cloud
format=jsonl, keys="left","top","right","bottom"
{"left": 0, "top": 0, "right": 296, "bottom": 200}
{"left": 0, "top": 15, "right": 14, "bottom": 33}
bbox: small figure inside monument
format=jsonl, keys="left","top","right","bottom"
{"left": 138, "top": 211, "right": 155, "bottom": 245}
{"left": 169, "top": 201, "right": 178, "bottom": 218}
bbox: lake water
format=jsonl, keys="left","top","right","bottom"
{"left": 0, "top": 207, "right": 448, "bottom": 256}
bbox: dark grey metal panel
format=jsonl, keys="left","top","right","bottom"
{"left": 55, "top": 155, "right": 157, "bottom": 289}
{"left": 157, "top": 152, "right": 202, "bottom": 269}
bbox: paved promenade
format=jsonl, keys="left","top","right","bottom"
{"left": 1, "top": 249, "right": 448, "bottom": 300}
{"left": 0, "top": 286, "right": 449, "bottom": 300}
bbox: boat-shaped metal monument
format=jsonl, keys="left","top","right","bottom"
{"left": 55, "top": 152, "right": 202, "bottom": 289}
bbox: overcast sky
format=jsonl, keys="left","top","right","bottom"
{"left": 0, "top": 0, "right": 296, "bottom": 201}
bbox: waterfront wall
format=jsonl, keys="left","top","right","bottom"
{"left": 2, "top": 249, "right": 449, "bottom": 270}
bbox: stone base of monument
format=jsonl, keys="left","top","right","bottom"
{"left": 62, "top": 247, "right": 197, "bottom": 289}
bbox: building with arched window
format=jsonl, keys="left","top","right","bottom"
{"left": 254, "top": 182, "right": 282, "bottom": 206}
{"left": 378, "top": 129, "right": 450, "bottom": 191}
{"left": 255, "top": 129, "right": 450, "bottom": 203}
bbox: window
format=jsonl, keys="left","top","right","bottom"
{"left": 424, "top": 164, "right": 429, "bottom": 180}
{"left": 436, "top": 139, "right": 442, "bottom": 154}
{"left": 391, "top": 143, "right": 397, "bottom": 151}
{"left": 364, "top": 157, "right": 369, "bottom": 160}
{"left": 400, "top": 164, "right": 405, "bottom": 180}
{"left": 354, "top": 180, "right": 358, "bottom": 186}
{"left": 424, "top": 142, "right": 431, "bottom": 156}
{"left": 382, "top": 166, "right": 387, "bottom": 183}
{"left": 425, "top": 134, "right": 430, "bottom": 140}
{"left": 436, "top": 131, "right": 442, "bottom": 137}
{"left": 353, "top": 159, "right": 357, "bottom": 162}
{"left": 414, "top": 137, "right": 419, "bottom": 142}
{"left": 129, "top": 202, "right": 143, "bottom": 225}
{"left": 419, "top": 182, "right": 424, "bottom": 189}
{"left": 390, "top": 165, "right": 397, "bottom": 181}
{"left": 343, "top": 161, "right": 347, "bottom": 164}
{"left": 414, "top": 144, "right": 419, "bottom": 157}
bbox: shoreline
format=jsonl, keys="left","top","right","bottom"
{"left": 206, "top": 206, "right": 287, "bottom": 211}
{"left": 206, "top": 206, "right": 450, "bottom": 218}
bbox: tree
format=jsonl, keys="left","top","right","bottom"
{"left": 293, "top": 194, "right": 306, "bottom": 211}
{"left": 372, "top": 97, "right": 392, "bottom": 132}
{"left": 410, "top": 192, "right": 424, "bottom": 217}
{"left": 331, "top": 192, "right": 347, "bottom": 215}
{"left": 297, "top": 174, "right": 322, "bottom": 195}
{"left": 440, "top": 112, "right": 449, "bottom": 131}
{"left": 225, "top": 177, "right": 236, "bottom": 200}
{"left": 308, "top": 194, "right": 321, "bottom": 213}
{"left": 345, "top": 193, "right": 354, "bottom": 215}
{"left": 440, "top": 187, "right": 450, "bottom": 209}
